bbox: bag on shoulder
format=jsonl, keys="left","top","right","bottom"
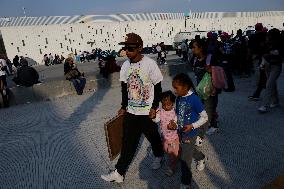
{"left": 211, "top": 66, "right": 226, "bottom": 89}
{"left": 196, "top": 72, "right": 213, "bottom": 100}
{"left": 65, "top": 69, "right": 80, "bottom": 80}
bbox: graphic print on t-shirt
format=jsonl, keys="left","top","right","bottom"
{"left": 177, "top": 100, "right": 192, "bottom": 129}
{"left": 127, "top": 68, "right": 151, "bottom": 109}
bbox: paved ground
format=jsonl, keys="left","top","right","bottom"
{"left": 0, "top": 59, "right": 284, "bottom": 189}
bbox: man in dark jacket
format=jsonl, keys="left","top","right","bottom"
{"left": 12, "top": 59, "right": 40, "bottom": 87}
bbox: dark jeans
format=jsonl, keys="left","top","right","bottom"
{"left": 181, "top": 136, "right": 205, "bottom": 185}
{"left": 252, "top": 69, "right": 267, "bottom": 98}
{"left": 204, "top": 94, "right": 219, "bottom": 129}
{"left": 0, "top": 86, "right": 9, "bottom": 108}
{"left": 182, "top": 51, "right": 188, "bottom": 61}
{"left": 70, "top": 77, "right": 86, "bottom": 94}
{"left": 116, "top": 113, "right": 164, "bottom": 176}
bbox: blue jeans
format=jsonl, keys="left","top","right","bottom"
{"left": 70, "top": 77, "right": 86, "bottom": 94}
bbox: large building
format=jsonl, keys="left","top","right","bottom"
{"left": 0, "top": 11, "right": 284, "bottom": 64}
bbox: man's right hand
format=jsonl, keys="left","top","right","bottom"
{"left": 117, "top": 109, "right": 126, "bottom": 116}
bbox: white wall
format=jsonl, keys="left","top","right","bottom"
{"left": 1, "top": 12, "right": 283, "bottom": 65}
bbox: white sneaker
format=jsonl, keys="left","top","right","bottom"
{"left": 164, "top": 62, "right": 167, "bottom": 65}
{"left": 195, "top": 136, "right": 203, "bottom": 147}
{"left": 258, "top": 106, "right": 268, "bottom": 113}
{"left": 196, "top": 159, "right": 205, "bottom": 171}
{"left": 101, "top": 169, "right": 124, "bottom": 183}
{"left": 151, "top": 157, "right": 162, "bottom": 169}
{"left": 206, "top": 127, "right": 219, "bottom": 136}
{"left": 180, "top": 183, "right": 191, "bottom": 189}
{"left": 270, "top": 103, "right": 279, "bottom": 108}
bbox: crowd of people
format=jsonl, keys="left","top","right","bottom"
{"left": 101, "top": 24, "right": 283, "bottom": 188}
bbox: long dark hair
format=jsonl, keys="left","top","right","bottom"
{"left": 192, "top": 38, "right": 208, "bottom": 55}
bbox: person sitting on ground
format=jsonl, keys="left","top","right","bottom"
{"left": 64, "top": 57, "right": 86, "bottom": 95}
{"left": 12, "top": 59, "right": 40, "bottom": 87}
{"left": 13, "top": 55, "right": 20, "bottom": 68}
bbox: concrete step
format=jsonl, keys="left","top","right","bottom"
{"left": 6, "top": 62, "right": 191, "bottom": 106}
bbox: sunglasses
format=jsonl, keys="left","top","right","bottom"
{"left": 122, "top": 46, "right": 139, "bottom": 52}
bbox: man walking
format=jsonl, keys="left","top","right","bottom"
{"left": 101, "top": 33, "right": 164, "bottom": 183}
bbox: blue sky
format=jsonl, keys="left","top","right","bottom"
{"left": 0, "top": 0, "right": 284, "bottom": 17}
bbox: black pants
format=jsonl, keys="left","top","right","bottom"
{"left": 253, "top": 69, "right": 267, "bottom": 98}
{"left": 222, "top": 62, "right": 235, "bottom": 91}
{"left": 182, "top": 51, "right": 188, "bottom": 61}
{"left": 115, "top": 113, "right": 163, "bottom": 176}
{"left": 0, "top": 89, "right": 9, "bottom": 108}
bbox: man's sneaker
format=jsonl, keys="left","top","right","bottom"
{"left": 101, "top": 169, "right": 124, "bottom": 183}
{"left": 180, "top": 183, "right": 191, "bottom": 189}
{"left": 196, "top": 159, "right": 205, "bottom": 171}
{"left": 151, "top": 157, "right": 162, "bottom": 169}
{"left": 258, "top": 106, "right": 268, "bottom": 113}
{"left": 164, "top": 62, "right": 167, "bottom": 65}
{"left": 248, "top": 96, "right": 260, "bottom": 101}
{"left": 195, "top": 136, "right": 203, "bottom": 147}
{"left": 270, "top": 103, "right": 279, "bottom": 108}
{"left": 206, "top": 127, "right": 219, "bottom": 136}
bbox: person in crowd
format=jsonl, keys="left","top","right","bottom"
{"left": 188, "top": 40, "right": 194, "bottom": 65}
{"left": 49, "top": 53, "right": 54, "bottom": 65}
{"left": 43, "top": 54, "right": 49, "bottom": 66}
{"left": 248, "top": 23, "right": 268, "bottom": 100}
{"left": 0, "top": 55, "right": 10, "bottom": 76}
{"left": 13, "top": 55, "right": 20, "bottom": 68}
{"left": 64, "top": 57, "right": 86, "bottom": 95}
{"left": 258, "top": 28, "right": 283, "bottom": 113}
{"left": 220, "top": 32, "right": 235, "bottom": 92}
{"left": 181, "top": 39, "right": 188, "bottom": 62}
{"left": 232, "top": 29, "right": 249, "bottom": 76}
{"left": 171, "top": 73, "right": 208, "bottom": 189}
{"left": 101, "top": 33, "right": 164, "bottom": 183}
{"left": 192, "top": 38, "right": 220, "bottom": 136}
{"left": 60, "top": 55, "right": 65, "bottom": 64}
{"left": 153, "top": 90, "right": 179, "bottom": 176}
{"left": 0, "top": 60, "right": 8, "bottom": 108}
{"left": 5, "top": 57, "right": 13, "bottom": 75}
{"left": 156, "top": 43, "right": 162, "bottom": 62}
{"left": 12, "top": 59, "right": 40, "bottom": 87}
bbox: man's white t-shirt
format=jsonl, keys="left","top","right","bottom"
{"left": 120, "top": 56, "right": 163, "bottom": 115}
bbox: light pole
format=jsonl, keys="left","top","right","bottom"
{"left": 22, "top": 7, "right": 26, "bottom": 17}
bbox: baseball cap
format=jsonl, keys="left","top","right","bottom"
{"left": 119, "top": 33, "right": 143, "bottom": 47}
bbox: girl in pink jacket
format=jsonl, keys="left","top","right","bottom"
{"left": 154, "top": 91, "right": 179, "bottom": 176}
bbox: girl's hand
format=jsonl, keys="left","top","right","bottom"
{"left": 182, "top": 125, "right": 193, "bottom": 133}
{"left": 167, "top": 120, "right": 177, "bottom": 130}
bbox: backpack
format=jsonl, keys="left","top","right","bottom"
{"left": 205, "top": 54, "right": 226, "bottom": 89}
{"left": 211, "top": 66, "right": 226, "bottom": 89}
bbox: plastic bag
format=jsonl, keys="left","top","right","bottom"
{"left": 196, "top": 72, "right": 213, "bottom": 100}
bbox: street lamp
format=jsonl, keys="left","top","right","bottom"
{"left": 22, "top": 7, "right": 26, "bottom": 17}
